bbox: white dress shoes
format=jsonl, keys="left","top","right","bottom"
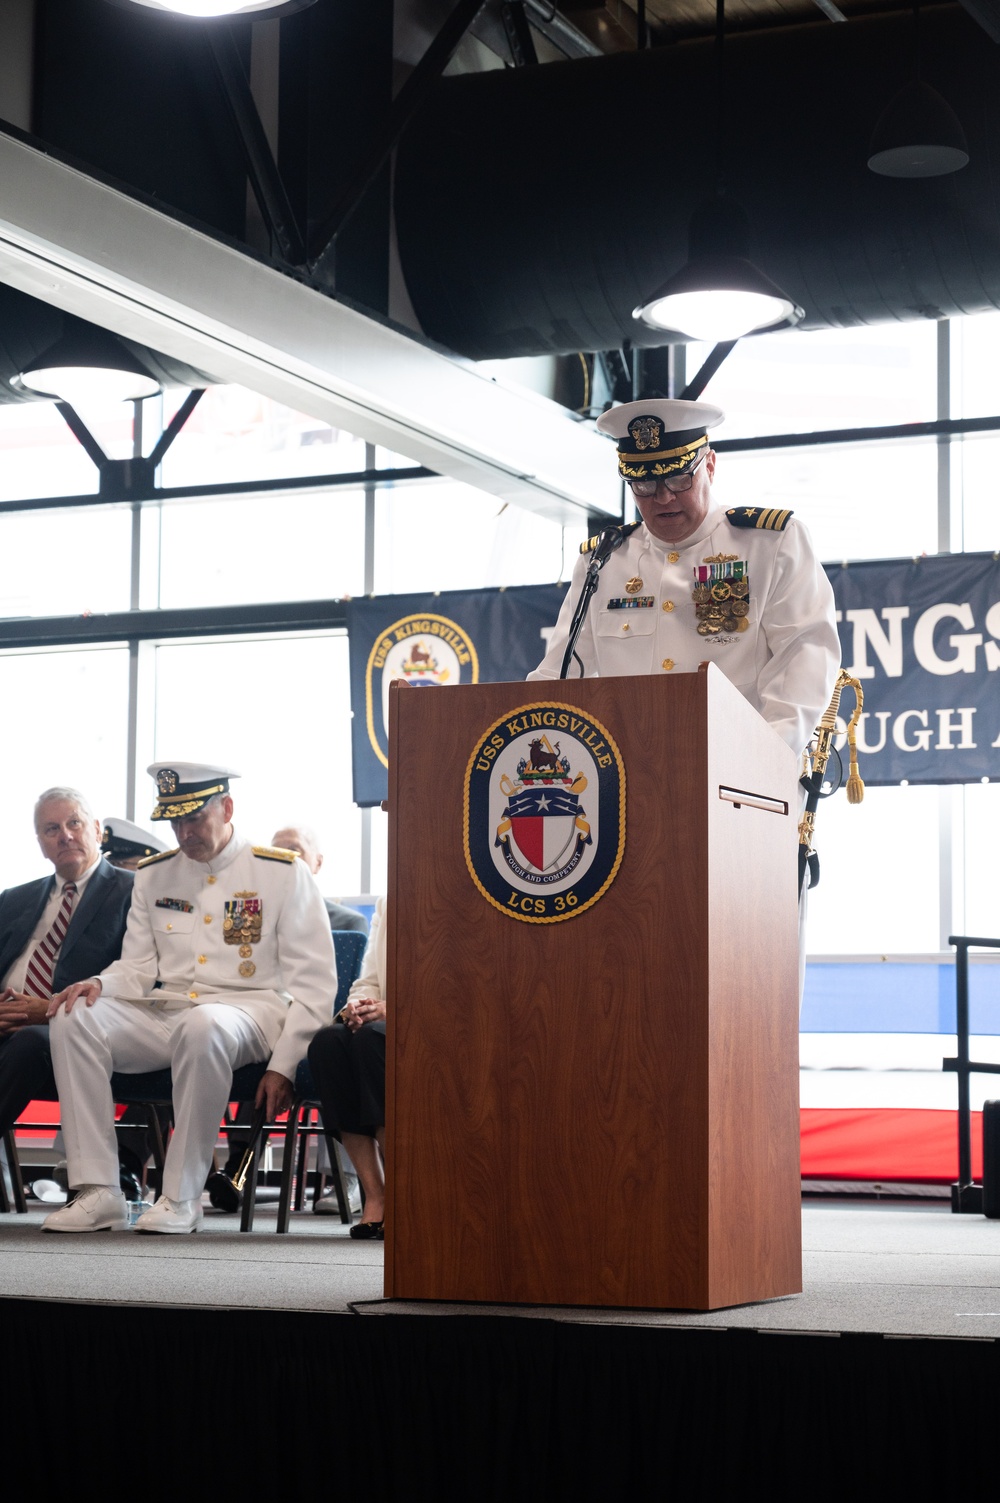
{"left": 41, "top": 1185, "right": 129, "bottom": 1233}
{"left": 314, "top": 1177, "right": 363, "bottom": 1216}
{"left": 134, "top": 1195, "right": 204, "bottom": 1234}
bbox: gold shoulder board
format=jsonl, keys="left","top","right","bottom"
{"left": 137, "top": 848, "right": 180, "bottom": 868}
{"left": 252, "top": 845, "right": 297, "bottom": 863}
{"left": 726, "top": 506, "right": 794, "bottom": 532}
{"left": 579, "top": 519, "right": 642, "bottom": 555}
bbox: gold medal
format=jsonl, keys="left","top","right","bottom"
{"left": 723, "top": 617, "right": 739, "bottom": 633}
{"left": 239, "top": 960, "right": 256, "bottom": 978}
{"left": 239, "top": 944, "right": 253, "bottom": 958}
{"left": 732, "top": 598, "right": 749, "bottom": 617}
{"left": 711, "top": 581, "right": 732, "bottom": 602}
{"left": 625, "top": 577, "right": 643, "bottom": 594}
{"left": 223, "top": 917, "right": 234, "bottom": 932}
{"left": 736, "top": 617, "right": 750, "bottom": 632}
{"left": 693, "top": 583, "right": 711, "bottom": 605}
{"left": 731, "top": 578, "right": 749, "bottom": 599}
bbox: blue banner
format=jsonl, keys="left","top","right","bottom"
{"left": 830, "top": 551, "right": 1000, "bottom": 786}
{"left": 347, "top": 584, "right": 567, "bottom": 806}
{"left": 346, "top": 553, "right": 1000, "bottom": 804}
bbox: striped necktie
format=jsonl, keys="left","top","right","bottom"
{"left": 23, "top": 882, "right": 78, "bottom": 999}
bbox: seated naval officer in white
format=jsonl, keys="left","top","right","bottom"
{"left": 42, "top": 761, "right": 337, "bottom": 1235}
{"left": 529, "top": 398, "right": 840, "bottom": 760}
{"left": 100, "top": 816, "right": 169, "bottom": 873}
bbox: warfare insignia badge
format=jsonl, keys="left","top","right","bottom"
{"left": 156, "top": 768, "right": 179, "bottom": 795}
{"left": 628, "top": 416, "right": 661, "bottom": 451}
{"left": 365, "top": 613, "right": 479, "bottom": 771}
{"left": 464, "top": 702, "right": 625, "bottom": 924}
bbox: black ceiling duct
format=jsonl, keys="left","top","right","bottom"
{"left": 394, "top": 4, "right": 999, "bottom": 359}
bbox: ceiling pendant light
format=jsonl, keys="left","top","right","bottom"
{"left": 17, "top": 324, "right": 161, "bottom": 406}
{"left": 867, "top": 4, "right": 969, "bottom": 178}
{"left": 868, "top": 78, "right": 969, "bottom": 178}
{"left": 107, "top": 0, "right": 315, "bottom": 20}
{"left": 632, "top": 0, "right": 802, "bottom": 345}
{"left": 634, "top": 197, "right": 803, "bottom": 343}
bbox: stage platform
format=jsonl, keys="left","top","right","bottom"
{"left": 3, "top": 1196, "right": 998, "bottom": 1496}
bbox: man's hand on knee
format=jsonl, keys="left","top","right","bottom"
{"left": 255, "top": 1068, "right": 293, "bottom": 1119}
{"left": 48, "top": 979, "right": 103, "bottom": 1018}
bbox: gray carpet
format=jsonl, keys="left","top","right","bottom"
{"left": 2, "top": 1196, "right": 999, "bottom": 1338}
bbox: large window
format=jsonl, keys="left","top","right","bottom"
{"left": 686, "top": 321, "right": 938, "bottom": 440}
{"left": 0, "top": 503, "right": 133, "bottom": 618}
{"left": 0, "top": 645, "right": 130, "bottom": 884}
{"left": 153, "top": 634, "right": 361, "bottom": 896}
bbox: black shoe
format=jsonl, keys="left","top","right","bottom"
{"left": 119, "top": 1169, "right": 144, "bottom": 1203}
{"left": 349, "top": 1220, "right": 384, "bottom": 1241}
{"left": 206, "top": 1170, "right": 241, "bottom": 1213}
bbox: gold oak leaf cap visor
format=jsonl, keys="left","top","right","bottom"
{"left": 147, "top": 761, "right": 242, "bottom": 821}
{"left": 596, "top": 398, "right": 725, "bottom": 481}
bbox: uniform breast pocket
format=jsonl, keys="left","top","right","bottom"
{"left": 152, "top": 909, "right": 195, "bottom": 937}
{"left": 595, "top": 609, "right": 656, "bottom": 640}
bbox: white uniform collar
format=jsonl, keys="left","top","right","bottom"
{"left": 191, "top": 826, "right": 247, "bottom": 876}
{"left": 641, "top": 503, "right": 727, "bottom": 559}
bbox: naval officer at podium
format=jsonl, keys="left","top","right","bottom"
{"left": 529, "top": 398, "right": 839, "bottom": 760}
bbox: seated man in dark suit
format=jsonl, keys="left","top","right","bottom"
{"left": 0, "top": 787, "right": 143, "bottom": 1199}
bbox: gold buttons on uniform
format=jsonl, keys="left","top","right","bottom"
{"left": 166, "top": 923, "right": 173, "bottom": 931}
{"left": 622, "top": 622, "right": 630, "bottom": 632}
{"left": 189, "top": 991, "right": 198, "bottom": 1000}
{"left": 197, "top": 955, "right": 207, "bottom": 965}
{"left": 668, "top": 551, "right": 680, "bottom": 563}
{"left": 662, "top": 659, "right": 675, "bottom": 671}
{"left": 206, "top": 876, "right": 216, "bottom": 885}
{"left": 203, "top": 914, "right": 213, "bottom": 924}
{"left": 662, "top": 600, "right": 675, "bottom": 612}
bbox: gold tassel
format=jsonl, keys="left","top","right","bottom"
{"left": 841, "top": 672, "right": 865, "bottom": 804}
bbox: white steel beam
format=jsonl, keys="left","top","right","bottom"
{"left": 0, "top": 129, "right": 618, "bottom": 523}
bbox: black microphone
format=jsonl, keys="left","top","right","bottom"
{"left": 589, "top": 525, "right": 626, "bottom": 567}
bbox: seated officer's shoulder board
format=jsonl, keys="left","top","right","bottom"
{"left": 580, "top": 519, "right": 643, "bottom": 555}
{"left": 252, "top": 845, "right": 297, "bottom": 863}
{"left": 726, "top": 506, "right": 794, "bottom": 532}
{"left": 138, "top": 848, "right": 180, "bottom": 868}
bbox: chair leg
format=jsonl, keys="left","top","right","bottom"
{"left": 2, "top": 1129, "right": 27, "bottom": 1214}
{"left": 324, "top": 1131, "right": 352, "bottom": 1225}
{"left": 0, "top": 1131, "right": 11, "bottom": 1213}
{"left": 240, "top": 1128, "right": 267, "bottom": 1233}
{"left": 276, "top": 1101, "right": 303, "bottom": 1235}
{"left": 293, "top": 1116, "right": 310, "bottom": 1212}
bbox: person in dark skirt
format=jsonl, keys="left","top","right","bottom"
{"left": 308, "top": 897, "right": 386, "bottom": 1240}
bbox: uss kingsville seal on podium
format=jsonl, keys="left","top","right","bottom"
{"left": 464, "top": 701, "right": 626, "bottom": 924}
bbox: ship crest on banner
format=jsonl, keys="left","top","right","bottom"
{"left": 464, "top": 703, "right": 626, "bottom": 924}
{"left": 365, "top": 613, "right": 479, "bottom": 769}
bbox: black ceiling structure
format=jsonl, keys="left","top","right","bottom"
{"left": 2, "top": 0, "right": 999, "bottom": 400}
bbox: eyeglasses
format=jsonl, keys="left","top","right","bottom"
{"left": 627, "top": 449, "right": 708, "bottom": 498}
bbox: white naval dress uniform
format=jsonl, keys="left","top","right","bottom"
{"left": 529, "top": 503, "right": 840, "bottom": 756}
{"left": 50, "top": 829, "right": 337, "bottom": 1202}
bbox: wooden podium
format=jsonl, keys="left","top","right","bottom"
{"left": 384, "top": 664, "right": 801, "bottom": 1311}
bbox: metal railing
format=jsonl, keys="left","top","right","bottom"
{"left": 943, "top": 935, "right": 1000, "bottom": 1213}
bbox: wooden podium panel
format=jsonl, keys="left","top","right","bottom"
{"left": 384, "top": 665, "right": 801, "bottom": 1311}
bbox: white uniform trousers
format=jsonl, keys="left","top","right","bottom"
{"left": 50, "top": 996, "right": 269, "bottom": 1203}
